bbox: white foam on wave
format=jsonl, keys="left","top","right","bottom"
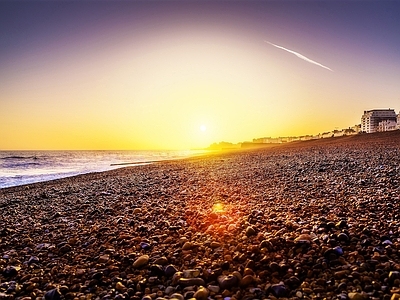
{"left": 0, "top": 150, "right": 208, "bottom": 189}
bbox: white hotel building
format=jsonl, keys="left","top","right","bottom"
{"left": 361, "top": 109, "right": 397, "bottom": 133}
{"left": 398, "top": 113, "right": 400, "bottom": 129}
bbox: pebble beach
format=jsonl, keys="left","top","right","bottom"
{"left": 1, "top": 131, "right": 400, "bottom": 300}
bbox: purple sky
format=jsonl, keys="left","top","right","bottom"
{"left": 1, "top": 1, "right": 400, "bottom": 149}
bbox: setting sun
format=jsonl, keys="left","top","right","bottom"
{"left": 1, "top": 1, "right": 399, "bottom": 151}
{"left": 1, "top": 2, "right": 399, "bottom": 298}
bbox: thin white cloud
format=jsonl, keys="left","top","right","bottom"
{"left": 265, "top": 41, "right": 333, "bottom": 72}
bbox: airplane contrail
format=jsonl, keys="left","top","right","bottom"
{"left": 265, "top": 41, "right": 333, "bottom": 72}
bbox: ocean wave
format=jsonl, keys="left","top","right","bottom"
{"left": 1, "top": 156, "right": 39, "bottom": 160}
{"left": 0, "top": 150, "right": 208, "bottom": 189}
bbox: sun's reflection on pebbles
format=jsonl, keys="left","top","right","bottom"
{"left": 185, "top": 196, "right": 246, "bottom": 238}
{"left": 212, "top": 202, "right": 225, "bottom": 213}
{"left": 203, "top": 201, "right": 241, "bottom": 236}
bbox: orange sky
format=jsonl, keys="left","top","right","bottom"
{"left": 1, "top": 1, "right": 400, "bottom": 150}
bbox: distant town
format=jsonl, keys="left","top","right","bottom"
{"left": 208, "top": 108, "right": 400, "bottom": 150}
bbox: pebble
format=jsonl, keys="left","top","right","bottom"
{"left": 172, "top": 271, "right": 183, "bottom": 285}
{"left": 232, "top": 271, "right": 242, "bottom": 282}
{"left": 2, "top": 266, "right": 19, "bottom": 277}
{"left": 165, "top": 265, "right": 178, "bottom": 277}
{"left": 115, "top": 282, "right": 126, "bottom": 292}
{"left": 91, "top": 271, "right": 103, "bottom": 280}
{"left": 44, "top": 288, "right": 61, "bottom": 300}
{"left": 271, "top": 283, "right": 288, "bottom": 298}
{"left": 210, "top": 241, "right": 222, "bottom": 248}
{"left": 140, "top": 242, "right": 151, "bottom": 250}
{"left": 208, "top": 285, "right": 220, "bottom": 293}
{"left": 240, "top": 275, "right": 255, "bottom": 287}
{"left": 27, "top": 256, "right": 40, "bottom": 265}
{"left": 294, "top": 233, "right": 312, "bottom": 243}
{"left": 389, "top": 271, "right": 400, "bottom": 283}
{"left": 165, "top": 286, "right": 176, "bottom": 295}
{"left": 269, "top": 262, "right": 280, "bottom": 272}
{"left": 182, "top": 242, "right": 195, "bottom": 250}
{"left": 150, "top": 264, "right": 164, "bottom": 276}
{"left": 193, "top": 286, "right": 209, "bottom": 300}
{"left": 337, "top": 232, "right": 349, "bottom": 242}
{"left": 218, "top": 275, "right": 239, "bottom": 290}
{"left": 170, "top": 293, "right": 184, "bottom": 300}
{"left": 133, "top": 255, "right": 149, "bottom": 268}
{"left": 243, "top": 268, "right": 254, "bottom": 276}
{"left": 245, "top": 226, "right": 256, "bottom": 237}
{"left": 334, "top": 270, "right": 349, "bottom": 279}
{"left": 98, "top": 254, "right": 109, "bottom": 263}
{"left": 153, "top": 256, "right": 168, "bottom": 265}
{"left": 348, "top": 292, "right": 366, "bottom": 300}
{"left": 183, "top": 269, "right": 201, "bottom": 278}
{"left": 179, "top": 278, "right": 206, "bottom": 287}
{"left": 58, "top": 243, "right": 72, "bottom": 254}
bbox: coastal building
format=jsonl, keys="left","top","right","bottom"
{"left": 361, "top": 109, "right": 397, "bottom": 133}
{"left": 299, "top": 135, "right": 313, "bottom": 141}
{"left": 378, "top": 120, "right": 397, "bottom": 132}
{"left": 253, "top": 137, "right": 285, "bottom": 144}
{"left": 321, "top": 132, "right": 334, "bottom": 138}
{"left": 398, "top": 114, "right": 400, "bottom": 129}
{"left": 333, "top": 130, "right": 344, "bottom": 137}
{"left": 251, "top": 113, "right": 396, "bottom": 146}
{"left": 253, "top": 137, "right": 277, "bottom": 144}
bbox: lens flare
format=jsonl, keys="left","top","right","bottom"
{"left": 212, "top": 202, "right": 225, "bottom": 213}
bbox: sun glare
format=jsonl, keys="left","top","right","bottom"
{"left": 200, "top": 125, "right": 207, "bottom": 132}
{"left": 212, "top": 202, "right": 225, "bottom": 213}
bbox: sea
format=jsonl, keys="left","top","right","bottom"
{"left": 0, "top": 150, "right": 208, "bottom": 189}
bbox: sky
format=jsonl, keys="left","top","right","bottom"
{"left": 1, "top": 0, "right": 400, "bottom": 150}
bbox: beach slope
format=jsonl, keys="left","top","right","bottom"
{"left": 1, "top": 131, "right": 400, "bottom": 299}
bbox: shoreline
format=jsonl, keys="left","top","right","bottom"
{"left": 1, "top": 130, "right": 400, "bottom": 299}
{"left": 0, "top": 150, "right": 215, "bottom": 191}
{"left": 2, "top": 130, "right": 399, "bottom": 191}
